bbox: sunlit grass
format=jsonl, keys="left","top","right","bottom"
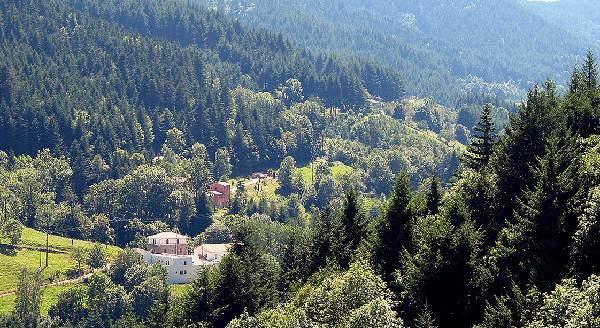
{"left": 0, "top": 228, "right": 121, "bottom": 294}
{"left": 18, "top": 228, "right": 121, "bottom": 257}
{"left": 0, "top": 249, "right": 77, "bottom": 294}
{"left": 298, "top": 160, "right": 353, "bottom": 185}
{"left": 170, "top": 283, "right": 191, "bottom": 297}
{"left": 0, "top": 283, "right": 80, "bottom": 315}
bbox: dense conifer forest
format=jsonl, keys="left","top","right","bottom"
{"left": 1, "top": 0, "right": 600, "bottom": 327}
{"left": 200, "top": 0, "right": 592, "bottom": 103}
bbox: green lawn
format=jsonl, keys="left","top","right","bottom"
{"left": 18, "top": 228, "right": 121, "bottom": 257}
{"left": 0, "top": 249, "right": 77, "bottom": 294}
{"left": 0, "top": 283, "right": 80, "bottom": 315}
{"left": 244, "top": 178, "right": 281, "bottom": 201}
{"left": 298, "top": 160, "right": 353, "bottom": 185}
{"left": 0, "top": 228, "right": 121, "bottom": 294}
{"left": 0, "top": 227, "right": 123, "bottom": 315}
{"left": 170, "top": 283, "right": 190, "bottom": 297}
{"left": 242, "top": 161, "right": 354, "bottom": 202}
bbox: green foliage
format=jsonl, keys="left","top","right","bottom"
{"left": 426, "top": 177, "right": 441, "bottom": 215}
{"left": 374, "top": 173, "right": 414, "bottom": 281}
{"left": 492, "top": 132, "right": 579, "bottom": 291}
{"left": 109, "top": 249, "right": 145, "bottom": 286}
{"left": 464, "top": 104, "right": 497, "bottom": 170}
{"left": 525, "top": 275, "right": 600, "bottom": 328}
{"left": 48, "top": 286, "right": 88, "bottom": 325}
{"left": 87, "top": 244, "right": 107, "bottom": 269}
{"left": 310, "top": 207, "right": 346, "bottom": 273}
{"left": 12, "top": 268, "right": 43, "bottom": 327}
{"left": 175, "top": 251, "right": 282, "bottom": 328}
{"left": 214, "top": 148, "right": 233, "bottom": 181}
{"left": 277, "top": 157, "right": 303, "bottom": 196}
{"left": 492, "top": 82, "right": 560, "bottom": 226}
{"left": 227, "top": 262, "right": 402, "bottom": 328}
{"left": 49, "top": 269, "right": 170, "bottom": 327}
{"left": 202, "top": 0, "right": 584, "bottom": 104}
{"left": 340, "top": 189, "right": 365, "bottom": 268}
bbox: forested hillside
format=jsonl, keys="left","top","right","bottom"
{"left": 0, "top": 0, "right": 459, "bottom": 246}
{"left": 2, "top": 0, "right": 600, "bottom": 327}
{"left": 201, "top": 0, "right": 589, "bottom": 103}
{"left": 523, "top": 0, "right": 600, "bottom": 47}
{"left": 0, "top": 0, "right": 407, "bottom": 172}
{"left": 5, "top": 53, "right": 600, "bottom": 327}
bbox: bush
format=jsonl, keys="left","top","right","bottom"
{"left": 87, "top": 244, "right": 107, "bottom": 269}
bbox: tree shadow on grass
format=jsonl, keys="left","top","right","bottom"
{"left": 0, "top": 244, "right": 17, "bottom": 256}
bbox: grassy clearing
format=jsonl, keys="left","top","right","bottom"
{"left": 18, "top": 228, "right": 121, "bottom": 257}
{"left": 242, "top": 161, "right": 354, "bottom": 202}
{"left": 0, "top": 283, "right": 80, "bottom": 315}
{"left": 298, "top": 160, "right": 353, "bottom": 185}
{"left": 244, "top": 178, "right": 280, "bottom": 201}
{"left": 0, "top": 249, "right": 77, "bottom": 294}
{"left": 0, "top": 228, "right": 121, "bottom": 294}
{"left": 0, "top": 227, "right": 123, "bottom": 315}
{"left": 170, "top": 283, "right": 190, "bottom": 297}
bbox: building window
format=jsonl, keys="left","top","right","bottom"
{"left": 166, "top": 239, "right": 169, "bottom": 244}
{"left": 184, "top": 261, "right": 187, "bottom": 265}
{"left": 177, "top": 239, "right": 180, "bottom": 244}
{"left": 184, "top": 270, "right": 187, "bottom": 274}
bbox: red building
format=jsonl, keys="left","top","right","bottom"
{"left": 208, "top": 182, "right": 231, "bottom": 208}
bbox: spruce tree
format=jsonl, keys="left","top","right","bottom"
{"left": 465, "top": 104, "right": 496, "bottom": 170}
{"left": 583, "top": 50, "right": 598, "bottom": 92}
{"left": 414, "top": 305, "right": 438, "bottom": 328}
{"left": 374, "top": 172, "right": 414, "bottom": 281}
{"left": 340, "top": 188, "right": 364, "bottom": 268}
{"left": 311, "top": 206, "right": 345, "bottom": 272}
{"left": 426, "top": 177, "right": 441, "bottom": 215}
{"left": 495, "top": 134, "right": 575, "bottom": 291}
{"left": 569, "top": 65, "right": 585, "bottom": 94}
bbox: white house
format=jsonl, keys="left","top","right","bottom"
{"left": 194, "top": 243, "right": 233, "bottom": 262}
{"left": 146, "top": 232, "right": 189, "bottom": 255}
{"left": 136, "top": 250, "right": 204, "bottom": 284}
{"left": 137, "top": 232, "right": 234, "bottom": 284}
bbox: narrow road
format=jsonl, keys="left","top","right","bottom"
{"left": 0, "top": 269, "right": 101, "bottom": 298}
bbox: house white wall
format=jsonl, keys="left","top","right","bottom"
{"left": 137, "top": 249, "right": 205, "bottom": 284}
{"left": 193, "top": 244, "right": 232, "bottom": 263}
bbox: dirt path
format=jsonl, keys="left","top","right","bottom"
{"left": 0, "top": 270, "right": 98, "bottom": 298}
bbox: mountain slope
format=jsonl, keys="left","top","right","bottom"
{"left": 200, "top": 0, "right": 591, "bottom": 103}
{"left": 522, "top": 0, "right": 600, "bottom": 47}
{"left": 0, "top": 0, "right": 403, "bottom": 161}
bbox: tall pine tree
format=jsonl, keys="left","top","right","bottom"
{"left": 464, "top": 104, "right": 496, "bottom": 171}
{"left": 340, "top": 188, "right": 365, "bottom": 268}
{"left": 374, "top": 172, "right": 414, "bottom": 281}
{"left": 583, "top": 49, "right": 598, "bottom": 93}
{"left": 426, "top": 177, "right": 441, "bottom": 215}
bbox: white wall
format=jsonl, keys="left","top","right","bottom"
{"left": 137, "top": 249, "right": 203, "bottom": 284}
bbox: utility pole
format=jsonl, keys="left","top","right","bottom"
{"left": 321, "top": 134, "right": 324, "bottom": 155}
{"left": 45, "top": 228, "right": 49, "bottom": 269}
{"left": 43, "top": 213, "right": 49, "bottom": 269}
